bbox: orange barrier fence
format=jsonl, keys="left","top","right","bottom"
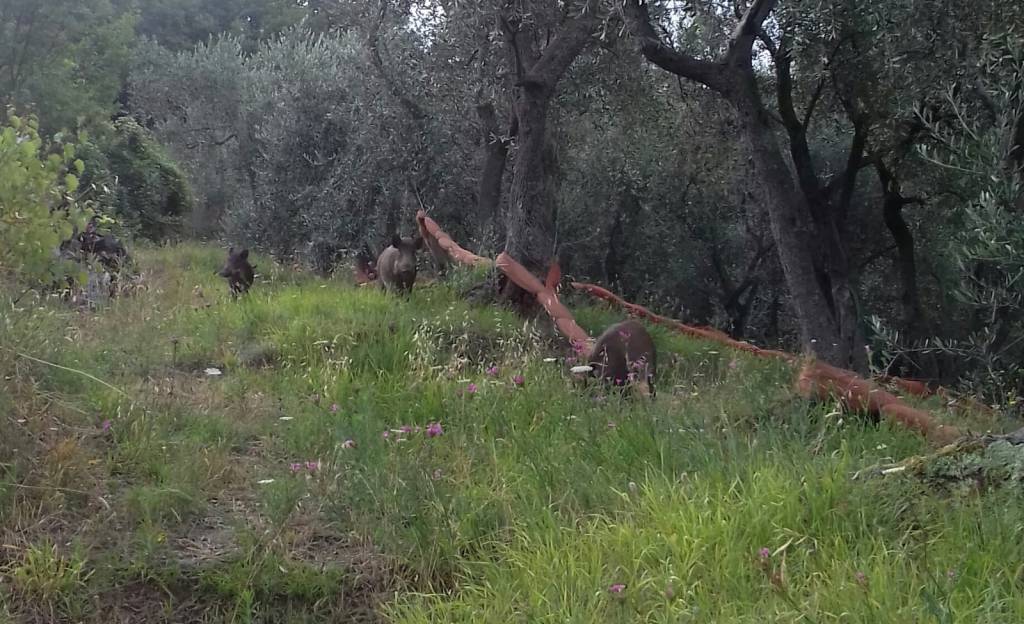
{"left": 571, "top": 281, "right": 961, "bottom": 446}
{"left": 416, "top": 211, "right": 493, "bottom": 269}
{"left": 496, "top": 253, "right": 594, "bottom": 354}
{"left": 570, "top": 282, "right": 795, "bottom": 362}
{"left": 408, "top": 216, "right": 965, "bottom": 446}
{"left": 879, "top": 375, "right": 993, "bottom": 416}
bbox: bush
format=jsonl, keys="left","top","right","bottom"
{"left": 98, "top": 117, "right": 194, "bottom": 241}
{"left": 0, "top": 110, "right": 89, "bottom": 288}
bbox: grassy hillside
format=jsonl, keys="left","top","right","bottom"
{"left": 1, "top": 245, "right": 1021, "bottom": 623}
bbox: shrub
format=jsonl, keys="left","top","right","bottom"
{"left": 0, "top": 110, "right": 89, "bottom": 288}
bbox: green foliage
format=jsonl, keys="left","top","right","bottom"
{"left": 0, "top": 111, "right": 88, "bottom": 286}
{"left": 125, "top": 0, "right": 310, "bottom": 52}
{"left": 0, "top": 244, "right": 1018, "bottom": 620}
{"left": 98, "top": 117, "right": 194, "bottom": 241}
{"left": 904, "top": 29, "right": 1024, "bottom": 403}
{"left": 0, "top": 0, "right": 136, "bottom": 134}
{"left": 6, "top": 540, "right": 92, "bottom": 620}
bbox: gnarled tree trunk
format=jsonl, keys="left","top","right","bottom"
{"left": 498, "top": 3, "right": 599, "bottom": 306}
{"left": 623, "top": 0, "right": 867, "bottom": 370}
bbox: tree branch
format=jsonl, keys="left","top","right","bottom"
{"left": 365, "top": 0, "right": 425, "bottom": 121}
{"left": 727, "top": 0, "right": 779, "bottom": 66}
{"left": 774, "top": 36, "right": 823, "bottom": 202}
{"left": 621, "top": 0, "right": 726, "bottom": 91}
{"left": 527, "top": 2, "right": 600, "bottom": 89}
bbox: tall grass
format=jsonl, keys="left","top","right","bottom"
{"left": 0, "top": 243, "right": 1020, "bottom": 622}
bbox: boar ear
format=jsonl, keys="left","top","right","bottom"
{"left": 413, "top": 235, "right": 424, "bottom": 250}
{"left": 239, "top": 248, "right": 249, "bottom": 260}
{"left": 391, "top": 234, "right": 402, "bottom": 248}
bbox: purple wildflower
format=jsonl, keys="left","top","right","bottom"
{"left": 305, "top": 460, "right": 320, "bottom": 471}
{"left": 426, "top": 422, "right": 444, "bottom": 438}
{"left": 759, "top": 547, "right": 771, "bottom": 560}
{"left": 465, "top": 383, "right": 478, "bottom": 395}
{"left": 382, "top": 430, "right": 391, "bottom": 439}
{"left": 486, "top": 365, "right": 499, "bottom": 377}
{"left": 512, "top": 374, "right": 525, "bottom": 387}
{"left": 289, "top": 462, "right": 303, "bottom": 473}
{"left": 330, "top": 403, "right": 339, "bottom": 413}
{"left": 608, "top": 583, "right": 626, "bottom": 594}
{"left": 101, "top": 419, "right": 112, "bottom": 433}
{"left": 399, "top": 425, "right": 413, "bottom": 434}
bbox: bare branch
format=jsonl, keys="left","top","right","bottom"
{"left": 621, "top": 0, "right": 726, "bottom": 91}
{"left": 365, "top": 0, "right": 425, "bottom": 121}
{"left": 185, "top": 133, "right": 237, "bottom": 150}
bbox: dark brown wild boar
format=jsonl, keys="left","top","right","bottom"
{"left": 377, "top": 235, "right": 422, "bottom": 294}
{"left": 218, "top": 247, "right": 255, "bottom": 297}
{"left": 588, "top": 319, "right": 657, "bottom": 397}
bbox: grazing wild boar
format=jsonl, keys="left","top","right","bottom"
{"left": 218, "top": 247, "right": 255, "bottom": 297}
{"left": 61, "top": 217, "right": 132, "bottom": 299}
{"left": 377, "top": 234, "right": 422, "bottom": 294}
{"left": 588, "top": 319, "right": 657, "bottom": 397}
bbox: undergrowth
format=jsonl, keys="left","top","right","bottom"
{"left": 0, "top": 243, "right": 1020, "bottom": 623}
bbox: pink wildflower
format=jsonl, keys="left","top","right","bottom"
{"left": 759, "top": 547, "right": 771, "bottom": 560}
{"left": 608, "top": 583, "right": 626, "bottom": 594}
{"left": 465, "top": 383, "right": 477, "bottom": 395}
{"left": 512, "top": 374, "right": 525, "bottom": 387}
{"left": 101, "top": 420, "right": 112, "bottom": 432}
{"left": 399, "top": 425, "right": 413, "bottom": 434}
{"left": 426, "top": 422, "right": 444, "bottom": 438}
{"left": 330, "top": 403, "right": 339, "bottom": 413}
{"left": 289, "top": 462, "right": 303, "bottom": 473}
{"left": 486, "top": 365, "right": 499, "bottom": 377}
{"left": 382, "top": 430, "right": 391, "bottom": 439}
{"left": 305, "top": 461, "right": 320, "bottom": 471}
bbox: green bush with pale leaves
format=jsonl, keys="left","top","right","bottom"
{"left": 0, "top": 110, "right": 89, "bottom": 287}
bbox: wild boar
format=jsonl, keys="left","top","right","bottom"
{"left": 377, "top": 235, "right": 422, "bottom": 294}
{"left": 587, "top": 319, "right": 657, "bottom": 397}
{"left": 218, "top": 247, "right": 255, "bottom": 297}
